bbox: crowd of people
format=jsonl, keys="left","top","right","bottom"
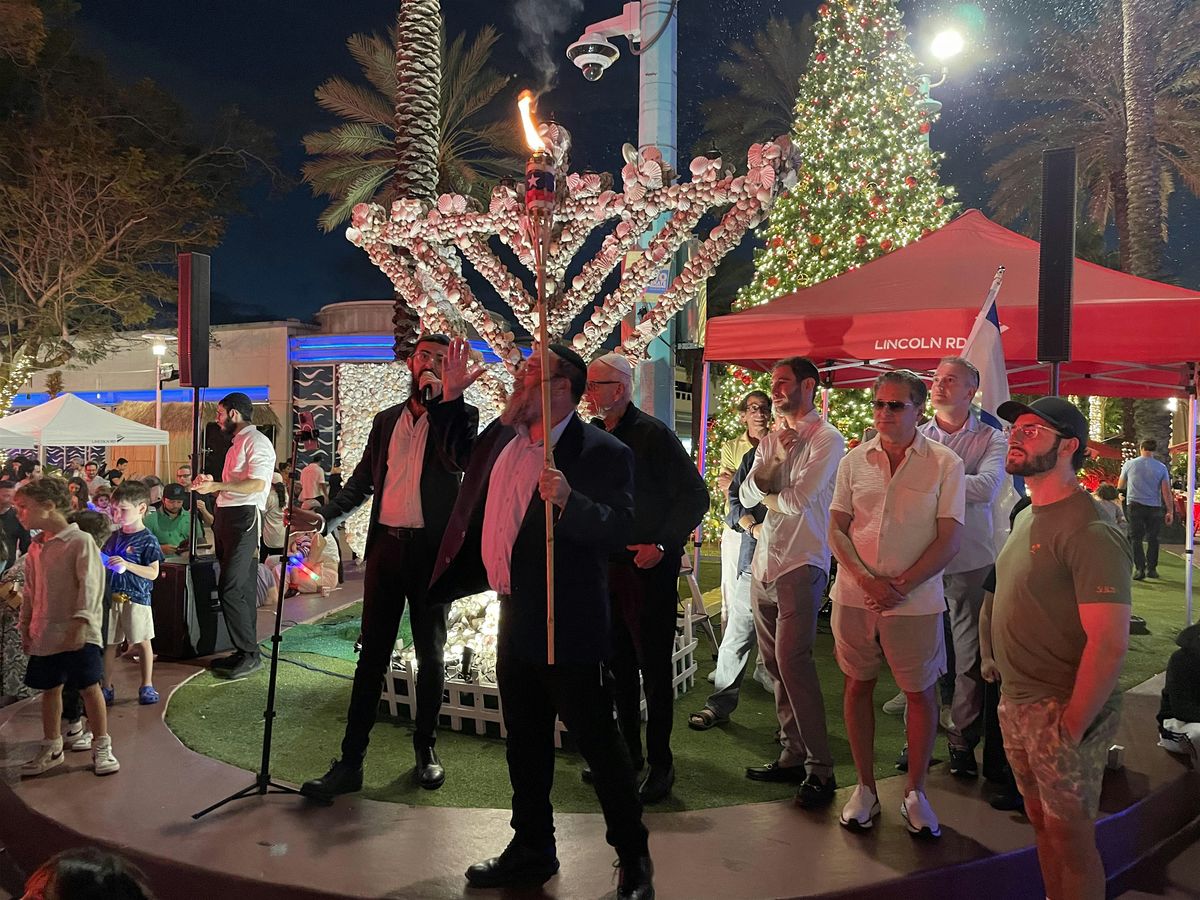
{"left": 2, "top": 340, "right": 1194, "bottom": 900}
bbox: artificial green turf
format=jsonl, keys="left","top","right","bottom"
{"left": 165, "top": 553, "right": 1190, "bottom": 812}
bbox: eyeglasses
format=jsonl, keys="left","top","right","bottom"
{"left": 872, "top": 400, "right": 914, "bottom": 411}
{"left": 413, "top": 348, "right": 446, "bottom": 364}
{"left": 744, "top": 404, "right": 770, "bottom": 414}
{"left": 1008, "top": 423, "right": 1069, "bottom": 442}
{"left": 586, "top": 380, "right": 620, "bottom": 390}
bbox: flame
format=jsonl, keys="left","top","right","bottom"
{"left": 517, "top": 90, "right": 545, "bottom": 153}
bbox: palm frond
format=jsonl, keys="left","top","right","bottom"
{"left": 301, "top": 123, "right": 392, "bottom": 157}
{"left": 346, "top": 31, "right": 397, "bottom": 99}
{"left": 316, "top": 168, "right": 392, "bottom": 232}
{"left": 313, "top": 76, "right": 393, "bottom": 127}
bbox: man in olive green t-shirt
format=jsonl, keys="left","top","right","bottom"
{"left": 145, "top": 484, "right": 193, "bottom": 555}
{"left": 994, "top": 397, "right": 1131, "bottom": 900}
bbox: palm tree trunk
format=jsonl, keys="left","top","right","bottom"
{"left": 391, "top": 0, "right": 442, "bottom": 359}
{"left": 1110, "top": 167, "right": 1131, "bottom": 273}
{"left": 1121, "top": 0, "right": 1161, "bottom": 279}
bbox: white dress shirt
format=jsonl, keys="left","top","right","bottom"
{"left": 482, "top": 414, "right": 574, "bottom": 594}
{"left": 739, "top": 409, "right": 845, "bottom": 582}
{"left": 218, "top": 424, "right": 276, "bottom": 510}
{"left": 299, "top": 461, "right": 326, "bottom": 502}
{"left": 377, "top": 407, "right": 430, "bottom": 528}
{"left": 830, "top": 432, "right": 966, "bottom": 616}
{"left": 918, "top": 409, "right": 1009, "bottom": 573}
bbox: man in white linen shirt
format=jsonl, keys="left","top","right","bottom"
{"left": 739, "top": 356, "right": 845, "bottom": 810}
{"left": 299, "top": 450, "right": 328, "bottom": 504}
{"left": 830, "top": 370, "right": 965, "bottom": 839}
{"left": 916, "top": 356, "right": 1008, "bottom": 778}
{"left": 192, "top": 392, "right": 277, "bottom": 680}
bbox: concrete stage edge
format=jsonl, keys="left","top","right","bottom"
{"left": 0, "top": 621, "right": 1196, "bottom": 898}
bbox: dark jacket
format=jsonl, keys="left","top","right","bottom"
{"left": 430, "top": 414, "right": 634, "bottom": 665}
{"left": 319, "top": 395, "right": 477, "bottom": 563}
{"left": 727, "top": 445, "right": 765, "bottom": 576}
{"left": 593, "top": 403, "right": 709, "bottom": 560}
{"left": 1159, "top": 622, "right": 1200, "bottom": 726}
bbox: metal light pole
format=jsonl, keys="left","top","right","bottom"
{"left": 567, "top": 0, "right": 679, "bottom": 424}
{"left": 152, "top": 341, "right": 166, "bottom": 477}
{"left": 917, "top": 29, "right": 965, "bottom": 147}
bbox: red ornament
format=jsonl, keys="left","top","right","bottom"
{"left": 880, "top": 239, "right": 893, "bottom": 251}
{"left": 919, "top": 122, "right": 931, "bottom": 135}
{"left": 935, "top": 196, "right": 945, "bottom": 207}
{"left": 855, "top": 234, "right": 867, "bottom": 248}
{"left": 815, "top": 51, "right": 828, "bottom": 62}
{"left": 860, "top": 15, "right": 871, "bottom": 27}
{"left": 904, "top": 175, "right": 918, "bottom": 188}
{"left": 818, "top": 2, "right": 830, "bottom": 16}
{"left": 771, "top": 236, "right": 784, "bottom": 248}
{"left": 921, "top": 228, "right": 932, "bottom": 237}
{"left": 870, "top": 194, "right": 884, "bottom": 207}
{"left": 808, "top": 233, "right": 823, "bottom": 246}
{"left": 767, "top": 275, "right": 780, "bottom": 288}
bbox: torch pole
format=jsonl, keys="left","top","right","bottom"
{"left": 533, "top": 211, "right": 556, "bottom": 665}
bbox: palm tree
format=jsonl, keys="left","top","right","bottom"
{"left": 693, "top": 16, "right": 814, "bottom": 165}
{"left": 984, "top": 0, "right": 1200, "bottom": 271}
{"left": 302, "top": 22, "right": 522, "bottom": 231}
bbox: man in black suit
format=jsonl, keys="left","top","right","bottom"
{"left": 300, "top": 335, "right": 479, "bottom": 799}
{"left": 432, "top": 345, "right": 654, "bottom": 900}
{"left": 585, "top": 352, "right": 710, "bottom": 804}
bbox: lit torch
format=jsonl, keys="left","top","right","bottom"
{"left": 518, "top": 88, "right": 557, "bottom": 665}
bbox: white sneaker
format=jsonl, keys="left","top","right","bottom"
{"left": 881, "top": 692, "right": 907, "bottom": 716}
{"left": 901, "top": 789, "right": 941, "bottom": 838}
{"left": 1158, "top": 730, "right": 1198, "bottom": 760}
{"left": 706, "top": 670, "right": 716, "bottom": 683}
{"left": 64, "top": 720, "right": 93, "bottom": 752}
{"left": 939, "top": 706, "right": 955, "bottom": 732}
{"left": 839, "top": 783, "right": 881, "bottom": 831}
{"left": 753, "top": 667, "right": 776, "bottom": 693}
{"left": 21, "top": 738, "right": 65, "bottom": 776}
{"left": 92, "top": 735, "right": 120, "bottom": 776}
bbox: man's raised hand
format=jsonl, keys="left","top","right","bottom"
{"left": 441, "top": 337, "right": 488, "bottom": 402}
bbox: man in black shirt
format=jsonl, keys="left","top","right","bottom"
{"left": 585, "top": 352, "right": 710, "bottom": 803}
{"left": 0, "top": 480, "right": 30, "bottom": 561}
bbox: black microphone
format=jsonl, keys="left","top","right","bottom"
{"left": 421, "top": 384, "right": 434, "bottom": 404}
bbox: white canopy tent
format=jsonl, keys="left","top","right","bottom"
{"left": 0, "top": 393, "right": 168, "bottom": 462}
{"left": 0, "top": 426, "right": 35, "bottom": 449}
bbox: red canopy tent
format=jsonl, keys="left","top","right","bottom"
{"left": 703, "top": 209, "right": 1200, "bottom": 398}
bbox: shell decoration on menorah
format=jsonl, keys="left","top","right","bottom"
{"left": 346, "top": 122, "right": 802, "bottom": 376}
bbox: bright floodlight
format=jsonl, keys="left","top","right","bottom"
{"left": 151, "top": 342, "right": 167, "bottom": 357}
{"left": 931, "top": 29, "right": 964, "bottom": 62}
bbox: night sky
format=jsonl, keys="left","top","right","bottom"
{"left": 74, "top": 0, "right": 1198, "bottom": 325}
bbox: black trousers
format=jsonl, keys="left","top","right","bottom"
{"left": 341, "top": 528, "right": 447, "bottom": 765}
{"left": 213, "top": 505, "right": 261, "bottom": 657}
{"left": 1128, "top": 502, "right": 1164, "bottom": 573}
{"left": 497, "top": 649, "right": 649, "bottom": 859}
{"left": 609, "top": 556, "right": 682, "bottom": 770}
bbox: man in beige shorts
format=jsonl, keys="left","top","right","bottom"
{"left": 829, "top": 370, "right": 965, "bottom": 837}
{"left": 994, "top": 397, "right": 1131, "bottom": 899}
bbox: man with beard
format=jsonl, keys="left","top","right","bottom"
{"left": 992, "top": 397, "right": 1131, "bottom": 899}
{"left": 432, "top": 346, "right": 653, "bottom": 899}
{"left": 583, "top": 352, "right": 709, "bottom": 804}
{"left": 830, "top": 370, "right": 964, "bottom": 837}
{"left": 192, "top": 392, "right": 277, "bottom": 679}
{"left": 739, "top": 357, "right": 845, "bottom": 810}
{"left": 300, "top": 335, "right": 478, "bottom": 798}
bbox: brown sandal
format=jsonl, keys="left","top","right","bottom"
{"left": 687, "top": 707, "right": 729, "bottom": 731}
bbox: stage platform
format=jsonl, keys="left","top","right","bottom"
{"left": 0, "top": 588, "right": 1197, "bottom": 898}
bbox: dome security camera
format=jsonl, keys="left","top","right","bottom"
{"left": 566, "top": 33, "right": 620, "bottom": 82}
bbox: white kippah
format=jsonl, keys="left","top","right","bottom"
{"left": 594, "top": 352, "right": 634, "bottom": 378}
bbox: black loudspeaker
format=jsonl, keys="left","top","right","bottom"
{"left": 151, "top": 560, "right": 231, "bottom": 659}
{"left": 178, "top": 252, "right": 211, "bottom": 388}
{"left": 1037, "top": 147, "right": 1077, "bottom": 364}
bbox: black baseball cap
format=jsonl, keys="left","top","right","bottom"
{"left": 997, "top": 397, "right": 1089, "bottom": 466}
{"left": 163, "top": 483, "right": 188, "bottom": 501}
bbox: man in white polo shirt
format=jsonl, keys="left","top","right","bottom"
{"left": 830, "top": 370, "right": 965, "bottom": 838}
{"left": 192, "top": 391, "right": 276, "bottom": 680}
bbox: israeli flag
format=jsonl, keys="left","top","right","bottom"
{"left": 962, "top": 267, "right": 1009, "bottom": 430}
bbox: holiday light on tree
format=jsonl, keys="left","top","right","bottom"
{"left": 703, "top": 0, "right": 959, "bottom": 537}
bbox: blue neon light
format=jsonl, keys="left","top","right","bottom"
{"left": 290, "top": 334, "right": 527, "bottom": 365}
{"left": 8, "top": 387, "right": 270, "bottom": 409}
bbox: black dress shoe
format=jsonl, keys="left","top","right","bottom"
{"left": 300, "top": 758, "right": 363, "bottom": 803}
{"left": 414, "top": 745, "right": 445, "bottom": 790}
{"left": 745, "top": 760, "right": 807, "bottom": 783}
{"left": 208, "top": 650, "right": 243, "bottom": 670}
{"left": 465, "top": 843, "right": 559, "bottom": 888}
{"left": 616, "top": 854, "right": 655, "bottom": 900}
{"left": 948, "top": 746, "right": 978, "bottom": 778}
{"left": 895, "top": 745, "right": 909, "bottom": 772}
{"left": 795, "top": 772, "right": 837, "bottom": 809}
{"left": 990, "top": 790, "right": 1025, "bottom": 812}
{"left": 1133, "top": 570, "right": 1146, "bottom": 581}
{"left": 1147, "top": 568, "right": 1160, "bottom": 579}
{"left": 217, "top": 652, "right": 262, "bottom": 680}
{"left": 638, "top": 765, "right": 674, "bottom": 804}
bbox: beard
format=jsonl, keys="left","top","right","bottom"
{"left": 500, "top": 381, "right": 541, "bottom": 429}
{"left": 221, "top": 417, "right": 237, "bottom": 437}
{"left": 1005, "top": 444, "right": 1060, "bottom": 476}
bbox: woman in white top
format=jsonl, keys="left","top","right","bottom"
{"left": 260, "top": 473, "right": 287, "bottom": 562}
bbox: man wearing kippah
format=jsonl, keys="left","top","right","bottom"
{"left": 585, "top": 352, "right": 710, "bottom": 805}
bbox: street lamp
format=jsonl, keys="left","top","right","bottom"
{"left": 917, "top": 28, "right": 965, "bottom": 142}
{"left": 143, "top": 334, "right": 177, "bottom": 476}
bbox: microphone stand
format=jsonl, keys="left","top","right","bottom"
{"left": 192, "top": 425, "right": 319, "bottom": 819}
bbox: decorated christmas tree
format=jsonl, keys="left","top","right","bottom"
{"left": 703, "top": 0, "right": 958, "bottom": 539}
